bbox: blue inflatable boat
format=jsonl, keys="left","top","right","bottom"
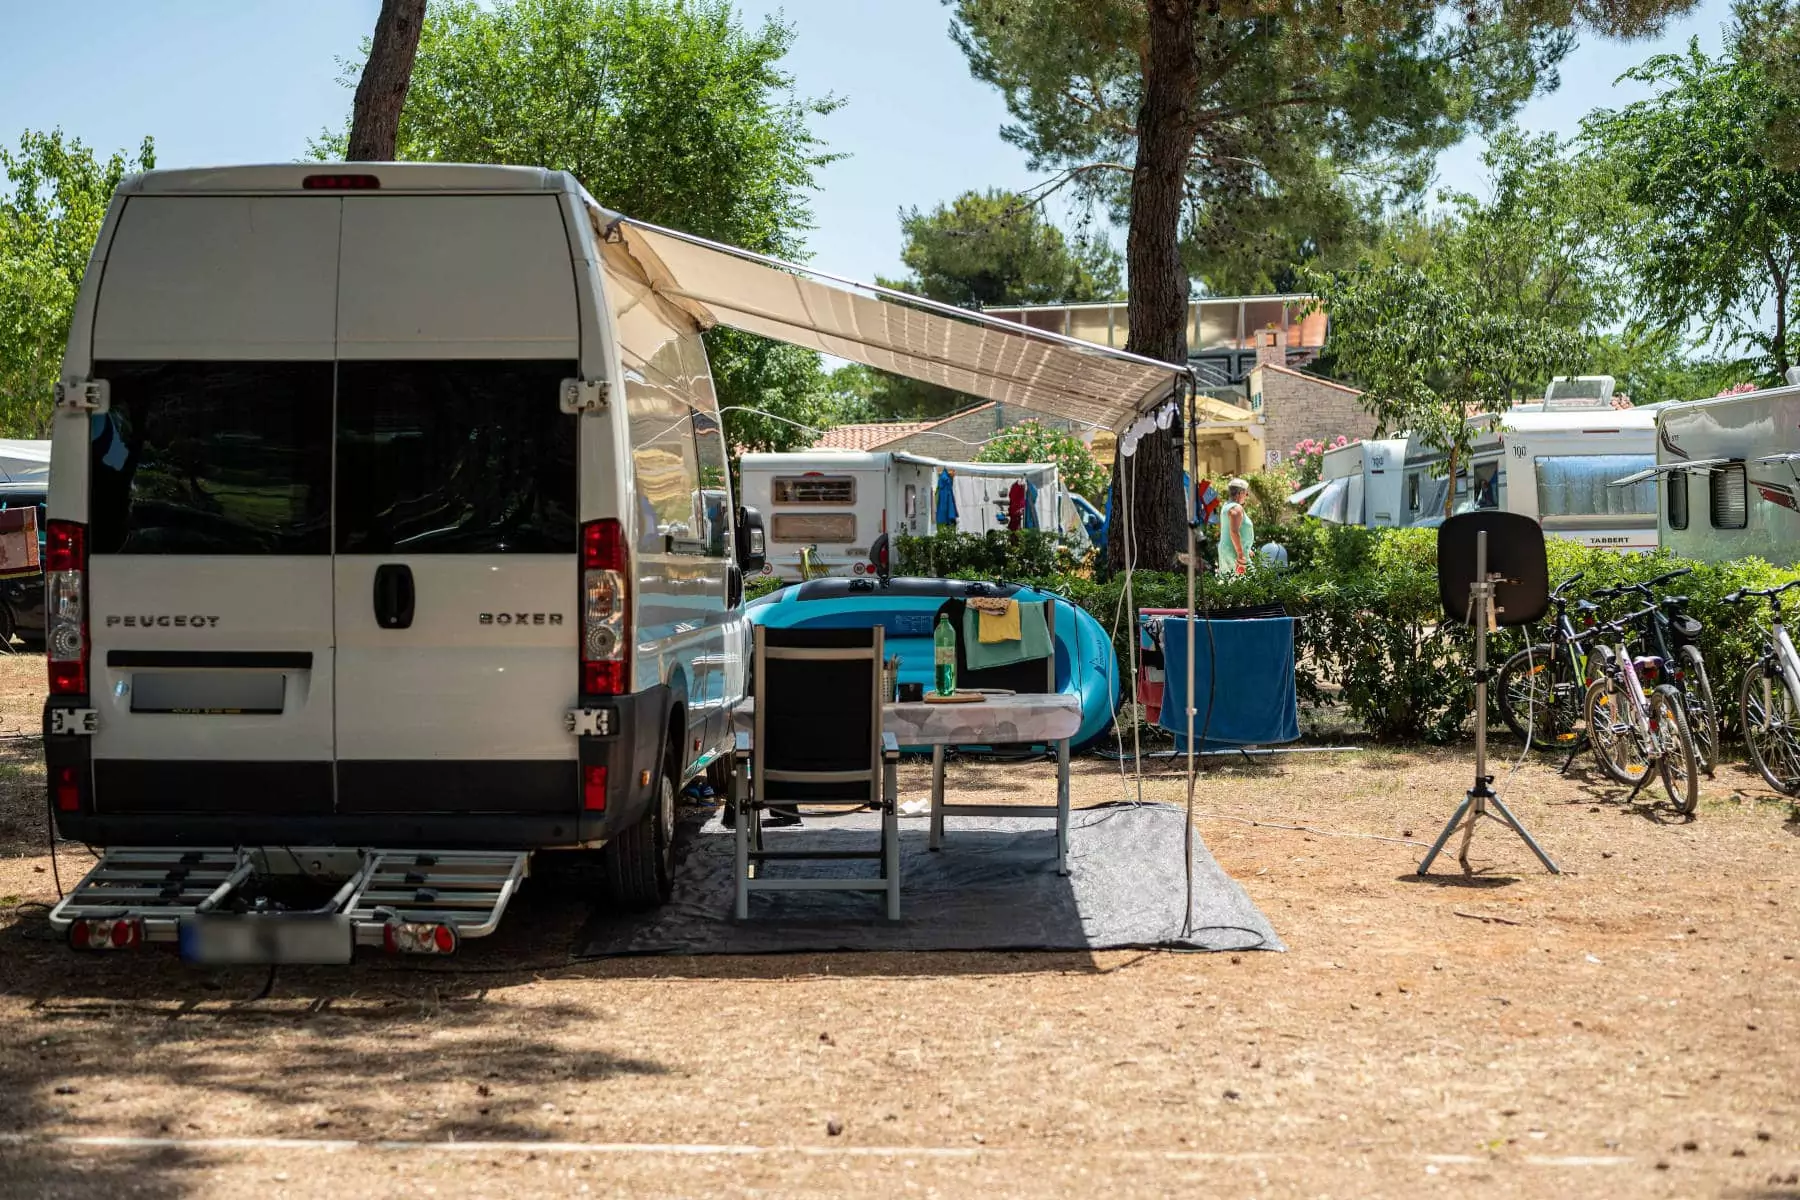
{"left": 746, "top": 577, "right": 1120, "bottom": 752}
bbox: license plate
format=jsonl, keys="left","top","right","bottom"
{"left": 179, "top": 914, "right": 354, "bottom": 965}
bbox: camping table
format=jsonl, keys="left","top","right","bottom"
{"left": 731, "top": 692, "right": 1083, "bottom": 874}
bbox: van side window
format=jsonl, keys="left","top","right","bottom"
{"left": 625, "top": 333, "right": 709, "bottom": 557}
{"left": 1709, "top": 462, "right": 1747, "bottom": 530}
{"left": 1667, "top": 469, "right": 1688, "bottom": 530}
{"left": 693, "top": 414, "right": 730, "bottom": 558}
{"left": 89, "top": 361, "right": 333, "bottom": 555}
{"left": 335, "top": 360, "right": 577, "bottom": 554}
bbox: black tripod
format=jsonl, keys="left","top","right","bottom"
{"left": 1419, "top": 529, "right": 1560, "bottom": 876}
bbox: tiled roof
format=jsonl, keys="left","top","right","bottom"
{"left": 812, "top": 421, "right": 935, "bottom": 450}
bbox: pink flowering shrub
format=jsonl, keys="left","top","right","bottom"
{"left": 1291, "top": 434, "right": 1353, "bottom": 487}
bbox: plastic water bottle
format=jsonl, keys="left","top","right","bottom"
{"left": 933, "top": 614, "right": 956, "bottom": 696}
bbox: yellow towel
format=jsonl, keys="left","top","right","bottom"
{"left": 977, "top": 598, "right": 1021, "bottom": 644}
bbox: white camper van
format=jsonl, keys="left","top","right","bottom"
{"left": 1641, "top": 381, "right": 1800, "bottom": 565}
{"left": 1306, "top": 378, "right": 1659, "bottom": 552}
{"left": 43, "top": 164, "right": 768, "bottom": 943}
{"left": 738, "top": 450, "right": 1064, "bottom": 581}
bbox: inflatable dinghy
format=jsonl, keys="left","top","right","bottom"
{"left": 746, "top": 577, "right": 1120, "bottom": 752}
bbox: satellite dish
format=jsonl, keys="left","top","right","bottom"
{"left": 1436, "top": 511, "right": 1549, "bottom": 627}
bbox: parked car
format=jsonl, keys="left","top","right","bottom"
{"left": 44, "top": 163, "right": 763, "bottom": 913}
{"left": 0, "top": 484, "right": 46, "bottom": 646}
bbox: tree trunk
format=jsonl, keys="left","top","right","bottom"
{"left": 1107, "top": 0, "right": 1200, "bottom": 574}
{"left": 346, "top": 0, "right": 428, "bottom": 161}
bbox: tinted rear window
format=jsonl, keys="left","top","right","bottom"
{"left": 90, "top": 362, "right": 333, "bottom": 555}
{"left": 335, "top": 360, "right": 577, "bottom": 554}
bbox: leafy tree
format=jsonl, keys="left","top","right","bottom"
{"left": 1586, "top": 326, "right": 1749, "bottom": 406}
{"left": 1733, "top": 0, "right": 1800, "bottom": 170}
{"left": 950, "top": 0, "right": 1699, "bottom": 570}
{"left": 1309, "top": 263, "right": 1583, "bottom": 515}
{"left": 886, "top": 188, "right": 1121, "bottom": 308}
{"left": 1585, "top": 38, "right": 1800, "bottom": 377}
{"left": 316, "top": 0, "right": 842, "bottom": 453}
{"left": 0, "top": 129, "right": 154, "bottom": 436}
{"left": 1435, "top": 129, "right": 1633, "bottom": 333}
{"left": 974, "top": 418, "right": 1107, "bottom": 499}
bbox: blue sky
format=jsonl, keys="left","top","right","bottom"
{"left": 0, "top": 0, "right": 1734, "bottom": 287}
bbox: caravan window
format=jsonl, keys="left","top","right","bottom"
{"left": 772, "top": 513, "right": 857, "bottom": 543}
{"left": 1668, "top": 471, "right": 1689, "bottom": 530}
{"left": 1710, "top": 463, "right": 1748, "bottom": 530}
{"left": 772, "top": 475, "right": 856, "bottom": 504}
{"left": 1534, "top": 455, "right": 1655, "bottom": 523}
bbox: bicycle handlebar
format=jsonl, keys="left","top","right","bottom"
{"left": 1724, "top": 579, "right": 1800, "bottom": 604}
{"left": 1550, "top": 572, "right": 1584, "bottom": 599}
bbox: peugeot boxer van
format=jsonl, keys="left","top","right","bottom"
{"left": 44, "top": 163, "right": 762, "bottom": 926}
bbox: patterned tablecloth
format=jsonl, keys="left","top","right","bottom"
{"left": 733, "top": 693, "right": 1081, "bottom": 746}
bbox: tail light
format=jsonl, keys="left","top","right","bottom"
{"left": 581, "top": 519, "right": 629, "bottom": 695}
{"left": 302, "top": 173, "right": 381, "bottom": 190}
{"left": 582, "top": 764, "right": 608, "bottom": 811}
{"left": 46, "top": 521, "right": 87, "bottom": 696}
{"left": 53, "top": 765, "right": 81, "bottom": 812}
{"left": 69, "top": 918, "right": 141, "bottom": 951}
{"left": 383, "top": 921, "right": 457, "bottom": 955}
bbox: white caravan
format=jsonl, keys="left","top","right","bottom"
{"left": 1306, "top": 378, "right": 1660, "bottom": 552}
{"left": 44, "top": 163, "right": 765, "bottom": 929}
{"left": 738, "top": 450, "right": 1063, "bottom": 581}
{"left": 1637, "top": 380, "right": 1800, "bottom": 566}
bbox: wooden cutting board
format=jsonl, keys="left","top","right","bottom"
{"left": 922, "top": 691, "right": 987, "bottom": 704}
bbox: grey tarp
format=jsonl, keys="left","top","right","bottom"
{"left": 577, "top": 802, "right": 1283, "bottom": 956}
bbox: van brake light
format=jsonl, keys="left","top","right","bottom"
{"left": 302, "top": 173, "right": 381, "bottom": 190}
{"left": 581, "top": 519, "right": 629, "bottom": 696}
{"left": 46, "top": 521, "right": 87, "bottom": 696}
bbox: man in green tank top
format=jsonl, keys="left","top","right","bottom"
{"left": 1216, "top": 477, "right": 1254, "bottom": 575}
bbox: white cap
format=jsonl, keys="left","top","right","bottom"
{"left": 1227, "top": 477, "right": 1250, "bottom": 494}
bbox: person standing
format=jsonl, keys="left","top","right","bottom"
{"left": 1216, "top": 477, "right": 1255, "bottom": 576}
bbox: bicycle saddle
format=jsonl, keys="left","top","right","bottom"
{"left": 1660, "top": 595, "right": 1688, "bottom": 608}
{"left": 1574, "top": 599, "right": 1599, "bottom": 613}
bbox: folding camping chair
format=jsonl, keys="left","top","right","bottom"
{"left": 732, "top": 625, "right": 901, "bottom": 920}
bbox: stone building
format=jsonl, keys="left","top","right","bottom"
{"left": 1244, "top": 328, "right": 1374, "bottom": 467}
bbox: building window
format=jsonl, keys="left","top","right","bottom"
{"left": 1710, "top": 462, "right": 1747, "bottom": 530}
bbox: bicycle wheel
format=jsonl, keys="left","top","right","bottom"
{"left": 1740, "top": 660, "right": 1800, "bottom": 797}
{"left": 1585, "top": 677, "right": 1649, "bottom": 787}
{"left": 1650, "top": 684, "right": 1700, "bottom": 816}
{"left": 1677, "top": 645, "right": 1719, "bottom": 778}
{"left": 1497, "top": 644, "right": 1586, "bottom": 750}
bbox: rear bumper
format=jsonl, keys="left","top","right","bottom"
{"left": 46, "top": 685, "right": 675, "bottom": 852}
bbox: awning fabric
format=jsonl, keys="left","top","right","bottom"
{"left": 588, "top": 206, "right": 1187, "bottom": 434}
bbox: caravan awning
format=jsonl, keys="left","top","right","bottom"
{"left": 588, "top": 207, "right": 1188, "bottom": 433}
{"left": 1610, "top": 458, "right": 1739, "bottom": 486}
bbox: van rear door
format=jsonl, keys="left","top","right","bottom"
{"left": 85, "top": 196, "right": 340, "bottom": 814}
{"left": 330, "top": 195, "right": 581, "bottom": 814}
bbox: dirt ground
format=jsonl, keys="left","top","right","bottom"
{"left": 1, "top": 651, "right": 1796, "bottom": 1199}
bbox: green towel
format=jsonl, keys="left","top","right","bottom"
{"left": 963, "top": 600, "right": 1052, "bottom": 670}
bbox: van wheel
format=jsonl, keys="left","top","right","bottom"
{"left": 600, "top": 761, "right": 677, "bottom": 911}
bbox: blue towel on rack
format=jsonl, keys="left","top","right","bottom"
{"left": 1156, "top": 616, "right": 1299, "bottom": 749}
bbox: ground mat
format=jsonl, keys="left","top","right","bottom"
{"left": 576, "top": 801, "right": 1283, "bottom": 956}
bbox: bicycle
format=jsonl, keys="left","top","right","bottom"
{"left": 1582, "top": 604, "right": 1701, "bottom": 816}
{"left": 1496, "top": 572, "right": 1607, "bottom": 750}
{"left": 1723, "top": 580, "right": 1800, "bottom": 796}
{"left": 1595, "top": 569, "right": 1718, "bottom": 778}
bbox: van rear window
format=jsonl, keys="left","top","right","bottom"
{"left": 335, "top": 360, "right": 577, "bottom": 554}
{"left": 90, "top": 362, "right": 333, "bottom": 555}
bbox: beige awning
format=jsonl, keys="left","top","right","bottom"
{"left": 587, "top": 205, "right": 1187, "bottom": 433}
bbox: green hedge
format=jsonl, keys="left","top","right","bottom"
{"left": 1024, "top": 524, "right": 1798, "bottom": 743}
{"left": 744, "top": 519, "right": 1799, "bottom": 743}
